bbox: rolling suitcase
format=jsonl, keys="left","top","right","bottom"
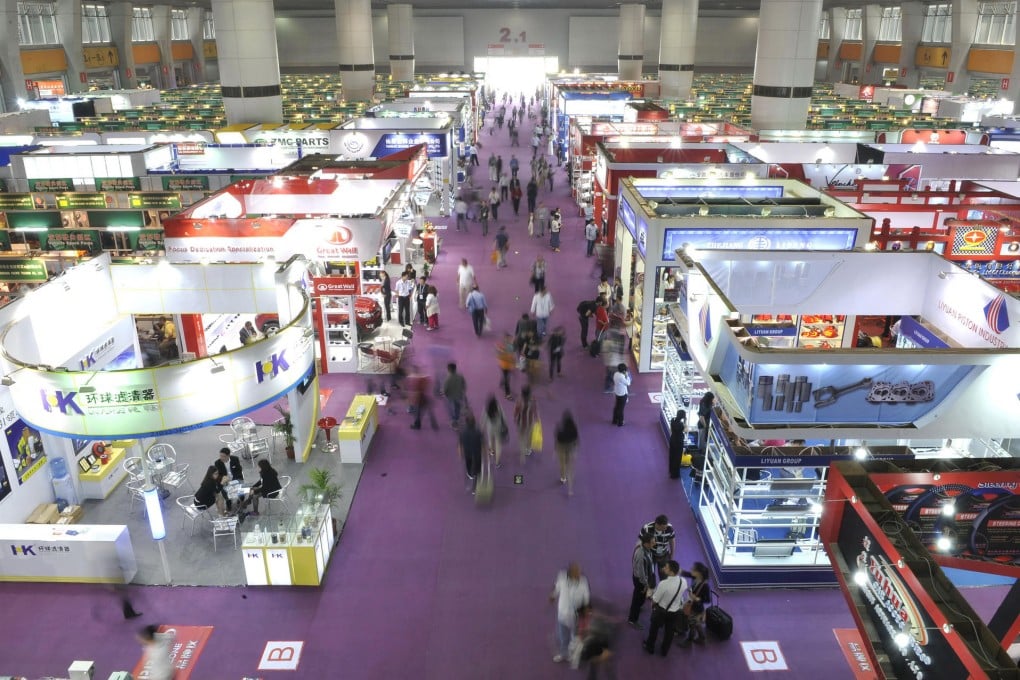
{"left": 705, "top": 604, "right": 733, "bottom": 640}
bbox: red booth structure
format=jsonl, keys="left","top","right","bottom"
{"left": 821, "top": 459, "right": 1020, "bottom": 679}
{"left": 162, "top": 174, "right": 409, "bottom": 374}
{"left": 825, "top": 180, "right": 1020, "bottom": 294}
{"left": 586, "top": 142, "right": 767, "bottom": 245}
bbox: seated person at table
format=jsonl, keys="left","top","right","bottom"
{"left": 244, "top": 459, "right": 282, "bottom": 516}
{"left": 215, "top": 447, "right": 244, "bottom": 482}
{"left": 194, "top": 465, "right": 226, "bottom": 516}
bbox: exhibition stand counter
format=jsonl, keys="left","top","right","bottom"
{"left": 0, "top": 523, "right": 136, "bottom": 583}
{"left": 337, "top": 395, "right": 378, "bottom": 464}
{"left": 241, "top": 503, "right": 334, "bottom": 586}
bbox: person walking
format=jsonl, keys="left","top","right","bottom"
{"left": 468, "top": 143, "right": 479, "bottom": 166}
{"left": 627, "top": 531, "right": 658, "bottom": 628}
{"left": 481, "top": 394, "right": 507, "bottom": 468}
{"left": 488, "top": 153, "right": 498, "bottom": 183}
{"left": 441, "top": 362, "right": 467, "bottom": 428}
{"left": 136, "top": 625, "right": 174, "bottom": 680}
{"left": 643, "top": 560, "right": 687, "bottom": 657}
{"left": 611, "top": 362, "right": 631, "bottom": 426}
{"left": 576, "top": 298, "right": 597, "bottom": 349}
{"left": 499, "top": 171, "right": 510, "bottom": 202}
{"left": 526, "top": 176, "right": 539, "bottom": 214}
{"left": 466, "top": 285, "right": 488, "bottom": 337}
{"left": 479, "top": 199, "right": 490, "bottom": 236}
{"left": 535, "top": 202, "right": 549, "bottom": 238}
{"left": 514, "top": 383, "right": 538, "bottom": 462}
{"left": 600, "top": 327, "right": 624, "bottom": 388}
{"left": 494, "top": 226, "right": 509, "bottom": 269}
{"left": 510, "top": 154, "right": 520, "bottom": 178}
{"left": 454, "top": 196, "right": 468, "bottom": 232}
{"left": 488, "top": 187, "right": 501, "bottom": 221}
{"left": 496, "top": 333, "right": 516, "bottom": 400}
{"left": 531, "top": 285, "right": 554, "bottom": 338}
{"left": 554, "top": 409, "right": 579, "bottom": 494}
{"left": 425, "top": 285, "right": 440, "bottom": 331}
{"left": 697, "top": 391, "right": 715, "bottom": 453}
{"left": 457, "top": 258, "right": 476, "bottom": 309}
{"left": 550, "top": 563, "right": 590, "bottom": 664}
{"left": 496, "top": 154, "right": 504, "bottom": 179}
{"left": 414, "top": 275, "right": 429, "bottom": 326}
{"left": 530, "top": 254, "right": 547, "bottom": 293}
{"left": 547, "top": 326, "right": 565, "bottom": 379}
{"left": 669, "top": 410, "right": 687, "bottom": 480}
{"left": 509, "top": 177, "right": 522, "bottom": 216}
{"left": 458, "top": 413, "right": 483, "bottom": 493}
{"left": 408, "top": 368, "right": 438, "bottom": 430}
{"left": 549, "top": 208, "right": 562, "bottom": 252}
{"left": 395, "top": 271, "right": 414, "bottom": 327}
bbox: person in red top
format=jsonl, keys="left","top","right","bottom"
{"left": 594, "top": 296, "right": 610, "bottom": 336}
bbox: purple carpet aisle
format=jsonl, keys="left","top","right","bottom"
{"left": 0, "top": 100, "right": 897, "bottom": 679}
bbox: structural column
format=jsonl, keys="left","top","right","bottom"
{"left": 336, "top": 0, "right": 375, "bottom": 101}
{"left": 897, "top": 1, "right": 924, "bottom": 87}
{"left": 1005, "top": 4, "right": 1020, "bottom": 102}
{"left": 186, "top": 7, "right": 207, "bottom": 85}
{"left": 617, "top": 4, "right": 645, "bottom": 81}
{"left": 751, "top": 0, "right": 823, "bottom": 131}
{"left": 54, "top": 0, "right": 85, "bottom": 92}
{"left": 151, "top": 5, "right": 175, "bottom": 89}
{"left": 211, "top": 0, "right": 282, "bottom": 124}
{"left": 387, "top": 4, "right": 414, "bottom": 82}
{"left": 658, "top": 0, "right": 698, "bottom": 100}
{"left": 0, "top": 0, "right": 28, "bottom": 111}
{"left": 825, "top": 8, "right": 847, "bottom": 83}
{"left": 947, "top": 0, "right": 979, "bottom": 94}
{"left": 108, "top": 2, "right": 137, "bottom": 89}
{"left": 860, "top": 4, "right": 882, "bottom": 84}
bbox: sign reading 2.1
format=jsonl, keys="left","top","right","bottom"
{"left": 498, "top": 28, "right": 527, "bottom": 44}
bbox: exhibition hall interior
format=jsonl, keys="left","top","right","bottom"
{"left": 1, "top": 0, "right": 1020, "bottom": 677}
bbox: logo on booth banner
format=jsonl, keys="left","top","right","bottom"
{"left": 40, "top": 389, "right": 84, "bottom": 416}
{"left": 255, "top": 351, "right": 290, "bottom": 383}
{"left": 325, "top": 226, "right": 354, "bottom": 246}
{"left": 10, "top": 544, "right": 35, "bottom": 556}
{"left": 954, "top": 228, "right": 996, "bottom": 255}
{"left": 856, "top": 535, "right": 930, "bottom": 648}
{"left": 984, "top": 294, "right": 1010, "bottom": 334}
{"left": 698, "top": 301, "right": 713, "bottom": 346}
{"left": 342, "top": 133, "right": 366, "bottom": 155}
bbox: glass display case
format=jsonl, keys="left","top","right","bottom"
{"left": 320, "top": 294, "right": 356, "bottom": 372}
{"left": 694, "top": 412, "right": 834, "bottom": 587}
{"left": 241, "top": 503, "right": 335, "bottom": 586}
{"left": 659, "top": 330, "right": 709, "bottom": 439}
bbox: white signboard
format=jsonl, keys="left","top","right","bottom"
{"left": 922, "top": 272, "right": 1019, "bottom": 349}
{"left": 6, "top": 324, "right": 314, "bottom": 438}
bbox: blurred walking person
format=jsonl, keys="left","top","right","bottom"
{"left": 554, "top": 410, "right": 579, "bottom": 495}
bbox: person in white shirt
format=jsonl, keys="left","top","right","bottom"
{"left": 457, "top": 258, "right": 476, "bottom": 309}
{"left": 394, "top": 272, "right": 415, "bottom": 327}
{"left": 136, "top": 624, "right": 174, "bottom": 680}
{"left": 611, "top": 363, "right": 631, "bottom": 426}
{"left": 454, "top": 197, "right": 468, "bottom": 232}
{"left": 549, "top": 562, "right": 590, "bottom": 664}
{"left": 530, "top": 286, "right": 555, "bottom": 338}
{"left": 643, "top": 560, "right": 688, "bottom": 656}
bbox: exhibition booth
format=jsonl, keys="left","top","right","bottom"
{"left": 821, "top": 459, "right": 1020, "bottom": 678}
{"left": 664, "top": 248, "right": 1020, "bottom": 587}
{"left": 588, "top": 142, "right": 766, "bottom": 243}
{"left": 369, "top": 96, "right": 476, "bottom": 146}
{"left": 614, "top": 178, "right": 872, "bottom": 372}
{"left": 0, "top": 254, "right": 335, "bottom": 586}
{"left": 162, "top": 175, "right": 410, "bottom": 373}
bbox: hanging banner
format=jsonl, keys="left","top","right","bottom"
{"left": 128, "top": 192, "right": 182, "bottom": 210}
{"left": 0, "top": 258, "right": 49, "bottom": 282}
{"left": 28, "top": 179, "right": 74, "bottom": 193}
{"left": 42, "top": 229, "right": 102, "bottom": 254}
{"left": 127, "top": 229, "right": 165, "bottom": 251}
{"left": 0, "top": 194, "right": 36, "bottom": 211}
{"left": 96, "top": 177, "right": 142, "bottom": 192}
{"left": 55, "top": 193, "right": 111, "bottom": 210}
{"left": 161, "top": 176, "right": 210, "bottom": 191}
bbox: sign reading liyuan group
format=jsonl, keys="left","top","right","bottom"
{"left": 6, "top": 325, "right": 314, "bottom": 438}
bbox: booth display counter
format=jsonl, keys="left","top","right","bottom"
{"left": 337, "top": 395, "right": 378, "bottom": 464}
{"left": 0, "top": 523, "right": 137, "bottom": 583}
{"left": 76, "top": 440, "right": 139, "bottom": 500}
{"left": 659, "top": 330, "right": 709, "bottom": 437}
{"left": 241, "top": 504, "right": 334, "bottom": 586}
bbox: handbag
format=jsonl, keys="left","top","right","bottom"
{"left": 530, "top": 419, "right": 543, "bottom": 451}
{"left": 491, "top": 250, "right": 498, "bottom": 264}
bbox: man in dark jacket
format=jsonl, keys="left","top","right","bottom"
{"left": 576, "top": 298, "right": 597, "bottom": 349}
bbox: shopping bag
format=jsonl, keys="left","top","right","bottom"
{"left": 530, "top": 419, "right": 543, "bottom": 451}
{"left": 490, "top": 250, "right": 499, "bottom": 264}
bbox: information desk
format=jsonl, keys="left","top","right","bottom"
{"left": 0, "top": 523, "right": 137, "bottom": 583}
{"left": 240, "top": 504, "right": 335, "bottom": 586}
{"left": 336, "top": 394, "right": 378, "bottom": 464}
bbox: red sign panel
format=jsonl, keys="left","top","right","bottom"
{"left": 1002, "top": 78, "right": 1011, "bottom": 90}
{"left": 946, "top": 71, "right": 955, "bottom": 83}
{"left": 312, "top": 276, "right": 360, "bottom": 296}
{"left": 132, "top": 625, "right": 213, "bottom": 679}
{"left": 833, "top": 628, "right": 880, "bottom": 679}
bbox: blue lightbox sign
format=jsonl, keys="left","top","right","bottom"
{"left": 661, "top": 228, "right": 858, "bottom": 260}
{"left": 371, "top": 133, "right": 447, "bottom": 158}
{"left": 637, "top": 185, "right": 785, "bottom": 200}
{"left": 897, "top": 316, "right": 949, "bottom": 349}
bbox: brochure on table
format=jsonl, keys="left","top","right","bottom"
{"left": 674, "top": 249, "right": 1020, "bottom": 440}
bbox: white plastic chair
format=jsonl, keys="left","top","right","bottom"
{"left": 247, "top": 437, "right": 272, "bottom": 469}
{"left": 123, "top": 456, "right": 145, "bottom": 480}
{"left": 161, "top": 462, "right": 193, "bottom": 494}
{"left": 146, "top": 443, "right": 176, "bottom": 465}
{"left": 262, "top": 476, "right": 292, "bottom": 516}
{"left": 211, "top": 516, "right": 239, "bottom": 551}
{"left": 126, "top": 479, "right": 148, "bottom": 516}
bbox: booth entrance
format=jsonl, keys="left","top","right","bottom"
{"left": 474, "top": 56, "right": 557, "bottom": 94}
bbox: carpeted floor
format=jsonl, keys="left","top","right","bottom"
{"left": 1, "top": 95, "right": 984, "bottom": 679}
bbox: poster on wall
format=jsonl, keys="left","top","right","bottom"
{"left": 797, "top": 314, "right": 847, "bottom": 350}
{"left": 4, "top": 419, "right": 47, "bottom": 485}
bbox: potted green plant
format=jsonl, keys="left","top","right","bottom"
{"left": 273, "top": 402, "right": 296, "bottom": 460}
{"left": 300, "top": 467, "right": 343, "bottom": 536}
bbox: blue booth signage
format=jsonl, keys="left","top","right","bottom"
{"left": 662, "top": 228, "right": 858, "bottom": 260}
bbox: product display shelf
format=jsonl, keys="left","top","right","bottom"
{"left": 659, "top": 333, "right": 709, "bottom": 439}
{"left": 77, "top": 442, "right": 136, "bottom": 500}
{"left": 241, "top": 504, "right": 334, "bottom": 586}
